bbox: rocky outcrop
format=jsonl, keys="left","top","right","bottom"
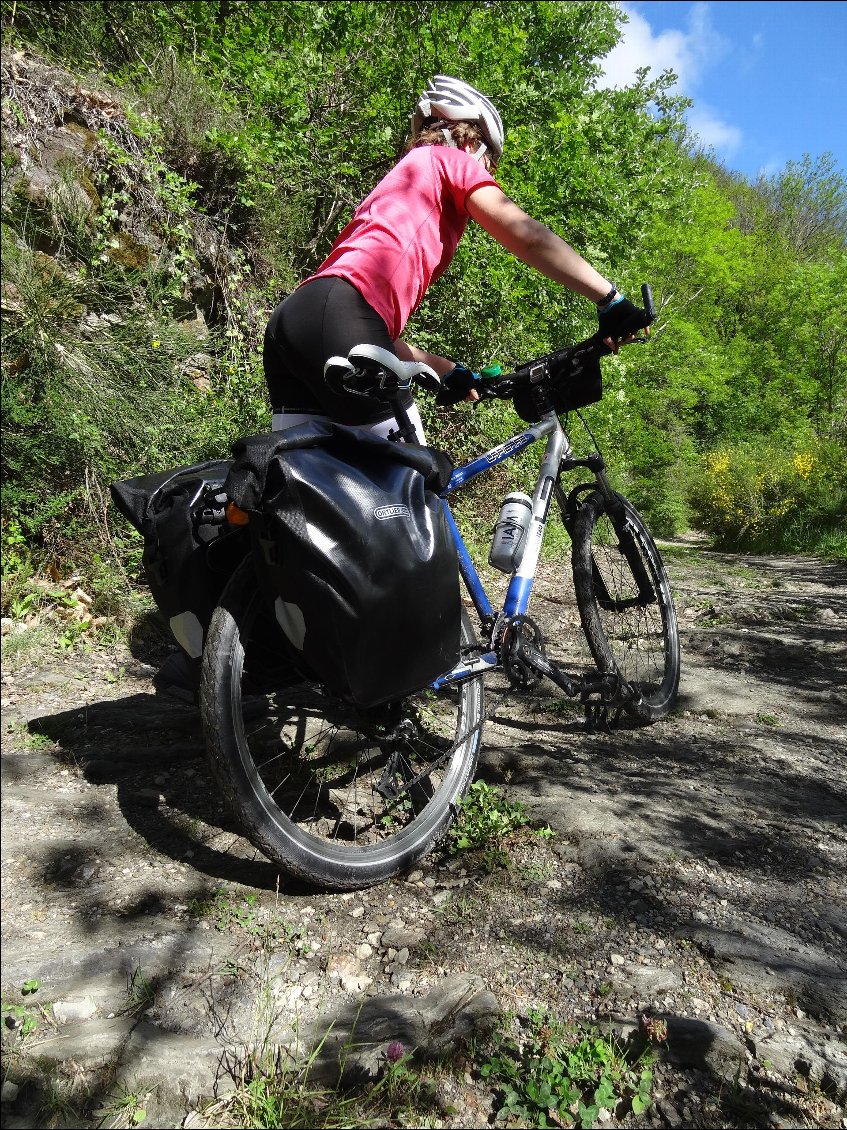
{"left": 1, "top": 47, "right": 256, "bottom": 343}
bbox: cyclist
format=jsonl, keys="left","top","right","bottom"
{"left": 156, "top": 76, "right": 647, "bottom": 702}
{"left": 264, "top": 74, "right": 649, "bottom": 441}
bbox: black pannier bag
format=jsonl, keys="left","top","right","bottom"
{"left": 110, "top": 461, "right": 249, "bottom": 662}
{"left": 225, "top": 421, "right": 460, "bottom": 709}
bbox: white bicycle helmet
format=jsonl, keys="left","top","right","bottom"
{"left": 412, "top": 74, "right": 505, "bottom": 163}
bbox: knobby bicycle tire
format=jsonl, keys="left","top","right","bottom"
{"left": 572, "top": 491, "right": 680, "bottom": 721}
{"left": 200, "top": 557, "right": 484, "bottom": 889}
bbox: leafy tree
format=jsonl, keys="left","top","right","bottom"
{"left": 2, "top": 0, "right": 844, "bottom": 567}
{"left": 755, "top": 153, "right": 847, "bottom": 261}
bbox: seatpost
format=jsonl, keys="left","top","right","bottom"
{"left": 386, "top": 397, "right": 419, "bottom": 444}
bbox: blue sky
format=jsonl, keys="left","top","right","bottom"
{"left": 599, "top": 1, "right": 845, "bottom": 181}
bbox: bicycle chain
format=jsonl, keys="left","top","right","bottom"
{"left": 374, "top": 644, "right": 509, "bottom": 811}
{"left": 375, "top": 710, "right": 490, "bottom": 808}
{"left": 374, "top": 637, "right": 634, "bottom": 810}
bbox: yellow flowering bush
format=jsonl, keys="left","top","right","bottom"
{"left": 792, "top": 452, "right": 815, "bottom": 480}
{"left": 689, "top": 439, "right": 845, "bottom": 555}
{"left": 706, "top": 451, "right": 731, "bottom": 476}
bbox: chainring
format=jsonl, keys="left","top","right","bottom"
{"left": 501, "top": 614, "right": 546, "bottom": 690}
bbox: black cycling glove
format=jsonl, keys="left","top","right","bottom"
{"left": 435, "top": 364, "right": 479, "bottom": 406}
{"left": 597, "top": 293, "right": 649, "bottom": 342}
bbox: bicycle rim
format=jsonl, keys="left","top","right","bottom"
{"left": 202, "top": 561, "right": 483, "bottom": 888}
{"left": 572, "top": 492, "right": 680, "bottom": 720}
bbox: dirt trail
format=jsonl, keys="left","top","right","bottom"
{"left": 2, "top": 544, "right": 846, "bottom": 1129}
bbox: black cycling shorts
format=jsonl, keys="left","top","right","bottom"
{"left": 263, "top": 276, "right": 414, "bottom": 426}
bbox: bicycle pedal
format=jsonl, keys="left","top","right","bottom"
{"left": 583, "top": 699, "right": 627, "bottom": 732}
{"left": 584, "top": 703, "right": 611, "bottom": 733}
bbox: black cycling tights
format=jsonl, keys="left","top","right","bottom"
{"left": 263, "top": 276, "right": 414, "bottom": 426}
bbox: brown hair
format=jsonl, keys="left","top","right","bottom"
{"left": 406, "top": 118, "right": 486, "bottom": 155}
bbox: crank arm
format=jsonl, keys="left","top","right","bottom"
{"left": 513, "top": 639, "right": 580, "bottom": 697}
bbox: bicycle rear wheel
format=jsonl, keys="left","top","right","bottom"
{"left": 572, "top": 491, "right": 679, "bottom": 721}
{"left": 200, "top": 557, "right": 484, "bottom": 889}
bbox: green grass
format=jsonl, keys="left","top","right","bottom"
{"left": 198, "top": 1043, "right": 441, "bottom": 1129}
{"left": 653, "top": 543, "right": 703, "bottom": 560}
{"left": 811, "top": 526, "right": 847, "bottom": 561}
{"left": 123, "top": 966, "right": 155, "bottom": 1017}
{"left": 0, "top": 624, "right": 55, "bottom": 673}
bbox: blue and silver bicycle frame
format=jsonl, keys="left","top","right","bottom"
{"left": 432, "top": 411, "right": 571, "bottom": 688}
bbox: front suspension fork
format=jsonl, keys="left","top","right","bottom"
{"left": 560, "top": 464, "right": 656, "bottom": 609}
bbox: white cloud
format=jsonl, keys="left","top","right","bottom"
{"left": 753, "top": 158, "right": 783, "bottom": 180}
{"left": 601, "top": 2, "right": 730, "bottom": 90}
{"left": 687, "top": 105, "right": 742, "bottom": 155}
{"left": 600, "top": 7, "right": 692, "bottom": 91}
{"left": 600, "top": 3, "right": 742, "bottom": 158}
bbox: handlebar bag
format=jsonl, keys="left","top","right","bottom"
{"left": 513, "top": 343, "right": 603, "bottom": 423}
{"left": 225, "top": 421, "right": 460, "bottom": 709}
{"left": 110, "top": 462, "right": 249, "bottom": 665}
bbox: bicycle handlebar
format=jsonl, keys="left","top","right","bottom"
{"left": 333, "top": 284, "right": 656, "bottom": 412}
{"left": 464, "top": 283, "right": 656, "bottom": 404}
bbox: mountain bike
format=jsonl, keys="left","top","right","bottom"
{"left": 200, "top": 286, "right": 680, "bottom": 890}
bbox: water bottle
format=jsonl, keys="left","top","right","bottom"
{"left": 489, "top": 492, "right": 533, "bottom": 573}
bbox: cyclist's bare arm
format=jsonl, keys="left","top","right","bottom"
{"left": 396, "top": 183, "right": 632, "bottom": 391}
{"left": 393, "top": 340, "right": 455, "bottom": 376}
{"left": 466, "top": 185, "right": 613, "bottom": 302}
{"left": 467, "top": 185, "right": 646, "bottom": 355}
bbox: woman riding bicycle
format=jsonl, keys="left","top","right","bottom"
{"left": 154, "top": 75, "right": 651, "bottom": 702}
{"left": 192, "top": 78, "right": 678, "bottom": 888}
{"left": 264, "top": 75, "right": 650, "bottom": 440}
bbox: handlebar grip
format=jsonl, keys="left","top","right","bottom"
{"left": 476, "top": 378, "right": 510, "bottom": 400}
{"left": 641, "top": 283, "right": 655, "bottom": 324}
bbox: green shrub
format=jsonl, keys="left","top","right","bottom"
{"left": 1, "top": 148, "right": 269, "bottom": 581}
{"left": 689, "top": 438, "right": 847, "bottom": 557}
{"left": 481, "top": 1009, "right": 656, "bottom": 1129}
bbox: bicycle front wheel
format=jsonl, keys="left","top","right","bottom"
{"left": 572, "top": 491, "right": 680, "bottom": 721}
{"left": 200, "top": 558, "right": 484, "bottom": 889}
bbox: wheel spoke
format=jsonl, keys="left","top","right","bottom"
{"left": 203, "top": 578, "right": 487, "bottom": 867}
{"left": 202, "top": 565, "right": 485, "bottom": 884}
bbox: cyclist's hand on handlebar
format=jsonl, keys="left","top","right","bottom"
{"left": 435, "top": 364, "right": 481, "bottom": 405}
{"left": 597, "top": 293, "right": 651, "bottom": 354}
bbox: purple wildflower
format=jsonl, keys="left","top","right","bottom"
{"left": 386, "top": 1040, "right": 405, "bottom": 1063}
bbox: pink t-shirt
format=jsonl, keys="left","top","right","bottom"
{"left": 306, "top": 146, "right": 498, "bottom": 340}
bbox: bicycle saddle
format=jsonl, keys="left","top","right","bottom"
{"left": 324, "top": 346, "right": 439, "bottom": 398}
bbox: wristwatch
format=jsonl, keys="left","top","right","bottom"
{"left": 598, "top": 286, "right": 618, "bottom": 308}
